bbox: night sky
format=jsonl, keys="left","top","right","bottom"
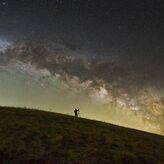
{"left": 0, "top": 0, "right": 164, "bottom": 55}
{"left": 0, "top": 0, "right": 164, "bottom": 135}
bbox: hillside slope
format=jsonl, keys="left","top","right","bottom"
{"left": 0, "top": 107, "right": 163, "bottom": 164}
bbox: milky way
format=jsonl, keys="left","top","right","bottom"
{"left": 0, "top": 40, "right": 163, "bottom": 135}
{"left": 0, "top": 0, "right": 164, "bottom": 135}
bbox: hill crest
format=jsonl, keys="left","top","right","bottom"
{"left": 0, "top": 106, "right": 164, "bottom": 163}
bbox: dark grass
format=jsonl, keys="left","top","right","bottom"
{"left": 0, "top": 106, "right": 163, "bottom": 164}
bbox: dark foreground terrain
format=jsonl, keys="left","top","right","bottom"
{"left": 0, "top": 107, "right": 163, "bottom": 164}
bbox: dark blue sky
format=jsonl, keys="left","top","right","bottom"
{"left": 0, "top": 0, "right": 164, "bottom": 56}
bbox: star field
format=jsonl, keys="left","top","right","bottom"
{"left": 0, "top": 0, "right": 164, "bottom": 134}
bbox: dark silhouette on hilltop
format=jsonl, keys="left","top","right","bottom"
{"left": 74, "top": 108, "right": 79, "bottom": 117}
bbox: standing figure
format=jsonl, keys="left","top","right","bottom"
{"left": 74, "top": 108, "right": 79, "bottom": 117}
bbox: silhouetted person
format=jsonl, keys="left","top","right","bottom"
{"left": 74, "top": 108, "right": 79, "bottom": 117}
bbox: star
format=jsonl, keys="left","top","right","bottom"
{"left": 2, "top": 1, "right": 6, "bottom": 6}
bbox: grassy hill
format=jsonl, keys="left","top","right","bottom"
{"left": 0, "top": 107, "right": 163, "bottom": 164}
